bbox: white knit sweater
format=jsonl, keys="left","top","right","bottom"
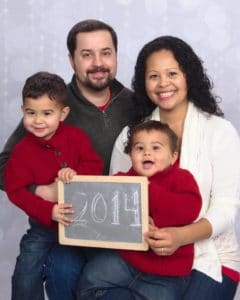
{"left": 110, "top": 102, "right": 240, "bottom": 282}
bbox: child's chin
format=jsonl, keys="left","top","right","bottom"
{"left": 140, "top": 170, "right": 154, "bottom": 177}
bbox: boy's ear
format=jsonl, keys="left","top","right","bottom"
{"left": 171, "top": 151, "right": 178, "bottom": 165}
{"left": 60, "top": 106, "right": 70, "bottom": 121}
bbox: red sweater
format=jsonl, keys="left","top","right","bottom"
{"left": 4, "top": 123, "right": 103, "bottom": 228}
{"left": 118, "top": 164, "right": 202, "bottom": 276}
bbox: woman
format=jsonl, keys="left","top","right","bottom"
{"left": 110, "top": 36, "right": 240, "bottom": 299}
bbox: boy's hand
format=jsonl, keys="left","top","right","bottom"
{"left": 57, "top": 168, "right": 77, "bottom": 183}
{"left": 52, "top": 203, "right": 74, "bottom": 226}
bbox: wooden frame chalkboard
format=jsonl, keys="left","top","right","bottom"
{"left": 58, "top": 175, "right": 149, "bottom": 250}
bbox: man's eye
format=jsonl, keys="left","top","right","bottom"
{"left": 102, "top": 51, "right": 111, "bottom": 56}
{"left": 82, "top": 53, "right": 91, "bottom": 58}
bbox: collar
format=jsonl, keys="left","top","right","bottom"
{"left": 97, "top": 88, "right": 112, "bottom": 111}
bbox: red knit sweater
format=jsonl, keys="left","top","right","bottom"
{"left": 118, "top": 164, "right": 202, "bottom": 276}
{"left": 4, "top": 123, "right": 103, "bottom": 228}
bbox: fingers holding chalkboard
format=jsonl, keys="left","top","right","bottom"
{"left": 52, "top": 203, "right": 75, "bottom": 226}
{"left": 58, "top": 167, "right": 77, "bottom": 184}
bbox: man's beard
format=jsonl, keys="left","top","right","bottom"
{"left": 84, "top": 66, "right": 114, "bottom": 91}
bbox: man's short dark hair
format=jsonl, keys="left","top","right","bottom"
{"left": 67, "top": 19, "right": 118, "bottom": 56}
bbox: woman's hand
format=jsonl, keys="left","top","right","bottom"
{"left": 145, "top": 226, "right": 183, "bottom": 256}
{"left": 145, "top": 219, "right": 212, "bottom": 256}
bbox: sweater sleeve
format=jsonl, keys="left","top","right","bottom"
{"left": 4, "top": 148, "right": 55, "bottom": 227}
{"left": 205, "top": 120, "right": 240, "bottom": 237}
{"left": 149, "top": 169, "right": 202, "bottom": 228}
{"left": 74, "top": 129, "right": 103, "bottom": 175}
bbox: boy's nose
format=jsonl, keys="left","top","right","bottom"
{"left": 34, "top": 115, "right": 43, "bottom": 123}
{"left": 144, "top": 150, "right": 151, "bottom": 156}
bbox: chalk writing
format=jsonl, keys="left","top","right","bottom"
{"left": 58, "top": 175, "right": 148, "bottom": 250}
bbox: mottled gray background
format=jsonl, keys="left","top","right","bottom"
{"left": 0, "top": 0, "right": 240, "bottom": 299}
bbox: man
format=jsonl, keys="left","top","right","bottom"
{"left": 0, "top": 20, "right": 135, "bottom": 300}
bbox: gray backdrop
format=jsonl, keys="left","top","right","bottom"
{"left": 0, "top": 0, "right": 240, "bottom": 299}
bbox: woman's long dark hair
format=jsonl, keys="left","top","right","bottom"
{"left": 131, "top": 36, "right": 223, "bottom": 124}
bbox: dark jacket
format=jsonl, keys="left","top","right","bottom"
{"left": 0, "top": 76, "right": 134, "bottom": 189}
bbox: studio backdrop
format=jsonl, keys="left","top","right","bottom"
{"left": 0, "top": 1, "right": 240, "bottom": 299}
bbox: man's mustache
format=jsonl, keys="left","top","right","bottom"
{"left": 87, "top": 67, "right": 110, "bottom": 74}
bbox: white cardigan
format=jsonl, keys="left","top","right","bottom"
{"left": 110, "top": 102, "right": 240, "bottom": 282}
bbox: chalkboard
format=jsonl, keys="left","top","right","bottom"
{"left": 58, "top": 175, "right": 149, "bottom": 250}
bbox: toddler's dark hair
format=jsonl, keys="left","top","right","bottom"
{"left": 125, "top": 120, "right": 178, "bottom": 154}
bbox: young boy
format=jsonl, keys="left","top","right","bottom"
{"left": 78, "top": 120, "right": 202, "bottom": 300}
{"left": 3, "top": 72, "right": 103, "bottom": 300}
